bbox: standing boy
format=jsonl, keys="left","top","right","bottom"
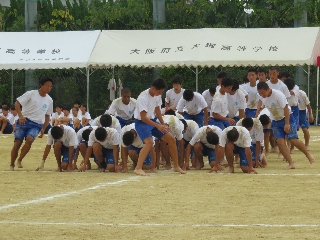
{"left": 165, "top": 75, "right": 185, "bottom": 111}
{"left": 242, "top": 69, "right": 259, "bottom": 118}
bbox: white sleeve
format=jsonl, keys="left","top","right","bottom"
{"left": 198, "top": 94, "right": 208, "bottom": 109}
{"left": 68, "top": 131, "right": 78, "bottom": 147}
{"left": 46, "top": 130, "right": 54, "bottom": 145}
{"left": 165, "top": 90, "right": 170, "bottom": 103}
{"left": 210, "top": 98, "right": 222, "bottom": 114}
{"left": 219, "top": 131, "right": 227, "bottom": 147}
{"left": 243, "top": 131, "right": 252, "bottom": 148}
{"left": 278, "top": 92, "right": 288, "bottom": 109}
{"left": 108, "top": 101, "right": 117, "bottom": 116}
{"left": 189, "top": 130, "right": 203, "bottom": 146}
{"left": 88, "top": 131, "right": 95, "bottom": 147}
{"left": 176, "top": 98, "right": 185, "bottom": 112}
{"left": 238, "top": 91, "right": 247, "bottom": 109}
{"left": 46, "top": 99, "right": 53, "bottom": 115}
{"left": 16, "top": 91, "right": 32, "bottom": 107}
{"left": 239, "top": 85, "right": 248, "bottom": 96}
{"left": 112, "top": 131, "right": 120, "bottom": 145}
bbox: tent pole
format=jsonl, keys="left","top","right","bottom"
{"left": 316, "top": 66, "right": 319, "bottom": 126}
{"left": 196, "top": 67, "right": 199, "bottom": 92}
{"left": 307, "top": 65, "right": 310, "bottom": 97}
{"left": 86, "top": 68, "right": 90, "bottom": 112}
{"left": 11, "top": 70, "right": 14, "bottom": 104}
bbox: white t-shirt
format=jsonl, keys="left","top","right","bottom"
{"left": 242, "top": 83, "right": 259, "bottom": 109}
{"left": 237, "top": 118, "right": 264, "bottom": 144}
{"left": 175, "top": 112, "right": 184, "bottom": 119}
{"left": 165, "top": 88, "right": 185, "bottom": 108}
{"left": 189, "top": 126, "right": 222, "bottom": 149}
{"left": 62, "top": 113, "right": 73, "bottom": 125}
{"left": 260, "top": 89, "right": 288, "bottom": 121}
{"left": 158, "top": 115, "right": 184, "bottom": 140}
{"left": 76, "top": 126, "right": 98, "bottom": 143}
{"left": 79, "top": 112, "right": 91, "bottom": 123}
{"left": 51, "top": 112, "right": 64, "bottom": 120}
{"left": 176, "top": 92, "right": 207, "bottom": 115}
{"left": 287, "top": 85, "right": 299, "bottom": 107}
{"left": 219, "top": 126, "right": 252, "bottom": 148}
{"left": 216, "top": 85, "right": 248, "bottom": 96}
{"left": 91, "top": 115, "right": 121, "bottom": 135}
{"left": 121, "top": 123, "right": 144, "bottom": 148}
{"left": 134, "top": 88, "right": 162, "bottom": 120}
{"left": 71, "top": 113, "right": 79, "bottom": 124}
{"left": 0, "top": 112, "right": 15, "bottom": 125}
{"left": 298, "top": 90, "right": 310, "bottom": 110}
{"left": 88, "top": 127, "right": 120, "bottom": 149}
{"left": 183, "top": 120, "right": 199, "bottom": 142}
{"left": 227, "top": 90, "right": 246, "bottom": 118}
{"left": 17, "top": 90, "right": 53, "bottom": 124}
{"left": 107, "top": 97, "right": 136, "bottom": 120}
{"left": 267, "top": 80, "right": 290, "bottom": 98}
{"left": 211, "top": 91, "right": 228, "bottom": 117}
{"left": 202, "top": 89, "right": 214, "bottom": 111}
{"left": 47, "top": 125, "right": 78, "bottom": 148}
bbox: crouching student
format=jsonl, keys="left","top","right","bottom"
{"left": 210, "top": 126, "right": 258, "bottom": 174}
{"left": 237, "top": 117, "right": 266, "bottom": 168}
{"left": 79, "top": 127, "right": 121, "bottom": 173}
{"left": 91, "top": 114, "right": 121, "bottom": 135}
{"left": 182, "top": 119, "right": 199, "bottom": 169}
{"left": 121, "top": 123, "right": 156, "bottom": 173}
{"left": 36, "top": 125, "right": 78, "bottom": 172}
{"left": 184, "top": 125, "right": 222, "bottom": 170}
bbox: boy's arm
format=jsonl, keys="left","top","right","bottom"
{"left": 121, "top": 146, "right": 128, "bottom": 173}
{"left": 78, "top": 146, "right": 93, "bottom": 172}
{"left": 255, "top": 99, "right": 263, "bottom": 117}
{"left": 210, "top": 146, "right": 225, "bottom": 172}
{"left": 39, "top": 114, "right": 50, "bottom": 138}
{"left": 35, "top": 144, "right": 51, "bottom": 171}
{"left": 67, "top": 146, "right": 74, "bottom": 172}
{"left": 155, "top": 106, "right": 165, "bottom": 125}
{"left": 212, "top": 112, "right": 235, "bottom": 125}
{"left": 283, "top": 104, "right": 290, "bottom": 133}
{"left": 245, "top": 147, "right": 257, "bottom": 174}
{"left": 113, "top": 145, "right": 121, "bottom": 173}
{"left": 307, "top": 104, "right": 314, "bottom": 123}
{"left": 15, "top": 100, "right": 25, "bottom": 125}
{"left": 203, "top": 108, "right": 208, "bottom": 126}
{"left": 141, "top": 109, "right": 170, "bottom": 133}
{"left": 254, "top": 141, "right": 262, "bottom": 168}
{"left": 184, "top": 143, "right": 193, "bottom": 170}
{"left": 239, "top": 109, "right": 245, "bottom": 119}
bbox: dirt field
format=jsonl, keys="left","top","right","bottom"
{"left": 0, "top": 127, "right": 320, "bottom": 239}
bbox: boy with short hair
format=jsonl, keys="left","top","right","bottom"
{"left": 91, "top": 114, "right": 121, "bottom": 135}
{"left": 79, "top": 104, "right": 91, "bottom": 127}
{"left": 165, "top": 75, "right": 185, "bottom": 111}
{"left": 242, "top": 68, "right": 260, "bottom": 118}
{"left": 57, "top": 105, "right": 73, "bottom": 126}
{"left": 71, "top": 107, "right": 81, "bottom": 131}
{"left": 0, "top": 106, "right": 15, "bottom": 134}
{"left": 9, "top": 105, "right": 19, "bottom": 130}
{"left": 10, "top": 76, "right": 53, "bottom": 170}
{"left": 202, "top": 86, "right": 216, "bottom": 112}
{"left": 257, "top": 68, "right": 268, "bottom": 83}
{"left": 51, "top": 104, "right": 64, "bottom": 126}
{"left": 227, "top": 79, "right": 246, "bottom": 122}
{"left": 133, "top": 77, "right": 186, "bottom": 176}
{"left": 177, "top": 89, "right": 208, "bottom": 127}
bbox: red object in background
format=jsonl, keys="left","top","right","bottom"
{"left": 317, "top": 56, "right": 320, "bottom": 66}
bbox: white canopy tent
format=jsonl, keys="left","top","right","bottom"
{"left": 0, "top": 30, "right": 100, "bottom": 109}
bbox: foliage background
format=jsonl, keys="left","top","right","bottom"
{"left": 0, "top": 0, "right": 319, "bottom": 117}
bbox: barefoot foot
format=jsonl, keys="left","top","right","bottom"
{"left": 285, "top": 163, "right": 295, "bottom": 170}
{"left": 17, "top": 160, "right": 23, "bottom": 168}
{"left": 9, "top": 165, "right": 14, "bottom": 171}
{"left": 307, "top": 155, "right": 315, "bottom": 164}
{"left": 228, "top": 167, "right": 235, "bottom": 173}
{"left": 173, "top": 167, "right": 186, "bottom": 174}
{"left": 134, "top": 169, "right": 150, "bottom": 176}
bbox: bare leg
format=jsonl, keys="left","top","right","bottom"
{"left": 290, "top": 138, "right": 315, "bottom": 164}
{"left": 193, "top": 142, "right": 204, "bottom": 170}
{"left": 16, "top": 136, "right": 35, "bottom": 164}
{"left": 160, "top": 141, "right": 171, "bottom": 170}
{"left": 54, "top": 141, "right": 62, "bottom": 171}
{"left": 225, "top": 142, "right": 235, "bottom": 173}
{"left": 134, "top": 137, "right": 153, "bottom": 176}
{"left": 129, "top": 150, "right": 138, "bottom": 170}
{"left": 276, "top": 138, "right": 295, "bottom": 169}
{"left": 10, "top": 139, "right": 23, "bottom": 170}
{"left": 92, "top": 143, "right": 105, "bottom": 171}
{"left": 302, "top": 128, "right": 310, "bottom": 150}
{"left": 264, "top": 132, "right": 270, "bottom": 156}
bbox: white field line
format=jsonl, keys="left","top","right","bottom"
{"left": 0, "top": 221, "right": 318, "bottom": 228}
{"left": 0, "top": 176, "right": 139, "bottom": 211}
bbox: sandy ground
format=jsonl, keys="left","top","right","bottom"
{"left": 0, "top": 127, "right": 320, "bottom": 239}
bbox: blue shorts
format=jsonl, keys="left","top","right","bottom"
{"left": 116, "top": 116, "right": 128, "bottom": 128}
{"left": 60, "top": 145, "right": 76, "bottom": 163}
{"left": 291, "top": 106, "right": 299, "bottom": 130}
{"left": 80, "top": 140, "right": 96, "bottom": 159}
{"left": 128, "top": 145, "right": 152, "bottom": 166}
{"left": 232, "top": 116, "right": 240, "bottom": 123}
{"left": 233, "top": 145, "right": 249, "bottom": 167}
{"left": 14, "top": 118, "right": 42, "bottom": 140}
{"left": 208, "top": 117, "right": 230, "bottom": 130}
{"left": 271, "top": 114, "right": 298, "bottom": 140}
{"left": 299, "top": 110, "right": 309, "bottom": 129}
{"left": 263, "top": 128, "right": 273, "bottom": 134}
{"left": 250, "top": 144, "right": 261, "bottom": 162}
{"left": 245, "top": 109, "right": 257, "bottom": 118}
{"left": 134, "top": 118, "right": 168, "bottom": 142}
{"left": 93, "top": 148, "right": 115, "bottom": 165}
{"left": 184, "top": 110, "right": 204, "bottom": 128}
{"left": 1, "top": 122, "right": 13, "bottom": 134}
{"left": 201, "top": 143, "right": 216, "bottom": 163}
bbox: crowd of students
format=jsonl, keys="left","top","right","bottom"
{"left": 1, "top": 67, "right": 315, "bottom": 175}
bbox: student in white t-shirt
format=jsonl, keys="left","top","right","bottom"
{"left": 79, "top": 127, "right": 121, "bottom": 172}
{"left": 71, "top": 107, "right": 81, "bottom": 132}
{"left": 298, "top": 89, "right": 314, "bottom": 150}
{"left": 177, "top": 90, "right": 208, "bottom": 127}
{"left": 57, "top": 105, "right": 73, "bottom": 127}
{"left": 133, "top": 78, "right": 186, "bottom": 176}
{"left": 227, "top": 79, "right": 246, "bottom": 123}
{"left": 79, "top": 104, "right": 91, "bottom": 127}
{"left": 202, "top": 86, "right": 216, "bottom": 112}
{"left": 165, "top": 75, "right": 185, "bottom": 111}
{"left": 209, "top": 77, "right": 234, "bottom": 130}
{"left": 242, "top": 68, "right": 259, "bottom": 118}
{"left": 0, "top": 102, "right": 8, "bottom": 114}
{"left": 257, "top": 82, "right": 315, "bottom": 169}
{"left": 51, "top": 104, "right": 64, "bottom": 126}
{"left": 107, "top": 87, "right": 136, "bottom": 128}
{"left": 9, "top": 105, "right": 19, "bottom": 131}
{"left": 258, "top": 108, "right": 276, "bottom": 156}
{"left": 36, "top": 125, "right": 78, "bottom": 172}
{"left": 210, "top": 126, "right": 258, "bottom": 174}
{"left": 0, "top": 106, "right": 15, "bottom": 134}
{"left": 91, "top": 114, "right": 121, "bottom": 135}
{"left": 10, "top": 77, "right": 53, "bottom": 171}
{"left": 257, "top": 68, "right": 268, "bottom": 83}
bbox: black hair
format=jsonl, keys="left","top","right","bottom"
{"left": 51, "top": 126, "right": 63, "bottom": 139}
{"left": 172, "top": 75, "right": 183, "bottom": 85}
{"left": 62, "top": 104, "right": 71, "bottom": 111}
{"left": 279, "top": 71, "right": 292, "bottom": 79}
{"left": 74, "top": 100, "right": 81, "bottom": 105}
{"left": 81, "top": 104, "right": 87, "bottom": 109}
{"left": 95, "top": 127, "right": 107, "bottom": 141}
{"left": 72, "top": 107, "right": 79, "bottom": 112}
{"left": 231, "top": 79, "right": 239, "bottom": 91}
{"left": 269, "top": 66, "right": 279, "bottom": 72}
{"left": 164, "top": 109, "right": 176, "bottom": 116}
{"left": 99, "top": 114, "right": 112, "bottom": 127}
{"left": 2, "top": 106, "right": 9, "bottom": 111}
{"left": 39, "top": 76, "right": 53, "bottom": 86}
{"left": 257, "top": 82, "right": 269, "bottom": 90}
{"left": 10, "top": 105, "right": 15, "bottom": 111}
{"left": 241, "top": 118, "right": 254, "bottom": 129}
{"left": 242, "top": 74, "right": 249, "bottom": 84}
{"left": 82, "top": 129, "right": 93, "bottom": 142}
{"left": 1, "top": 102, "right": 8, "bottom": 106}
{"left": 217, "top": 71, "right": 227, "bottom": 79}
{"left": 283, "top": 77, "right": 295, "bottom": 91}
{"left": 179, "top": 119, "right": 188, "bottom": 131}
{"left": 123, "top": 131, "right": 135, "bottom": 146}
{"left": 247, "top": 68, "right": 257, "bottom": 74}
{"left": 152, "top": 78, "right": 167, "bottom": 90}
{"left": 259, "top": 114, "right": 270, "bottom": 126}
{"left": 227, "top": 128, "right": 239, "bottom": 142}
{"left": 121, "top": 87, "right": 131, "bottom": 94}
{"left": 221, "top": 77, "right": 233, "bottom": 87}
{"left": 258, "top": 68, "right": 267, "bottom": 74}
{"left": 206, "top": 131, "right": 219, "bottom": 145}
{"left": 55, "top": 104, "right": 63, "bottom": 109}
{"left": 183, "top": 89, "right": 194, "bottom": 101}
{"left": 209, "top": 85, "right": 216, "bottom": 95}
